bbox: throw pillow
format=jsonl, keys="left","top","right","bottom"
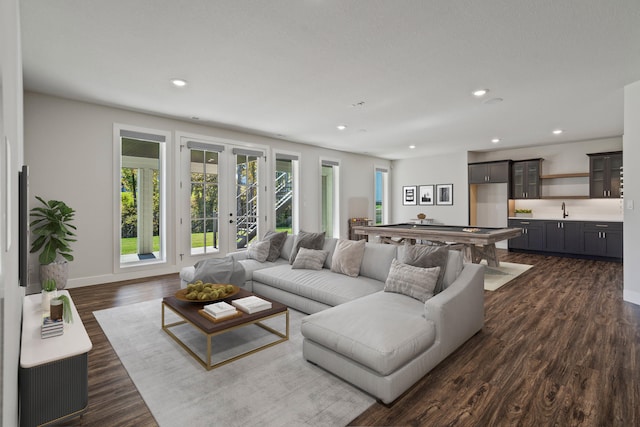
{"left": 291, "top": 247, "right": 329, "bottom": 270}
{"left": 330, "top": 239, "right": 366, "bottom": 278}
{"left": 246, "top": 240, "right": 270, "bottom": 262}
{"left": 399, "top": 243, "right": 449, "bottom": 294}
{"left": 384, "top": 259, "right": 440, "bottom": 303}
{"left": 263, "top": 230, "right": 288, "bottom": 262}
{"left": 289, "top": 231, "right": 326, "bottom": 264}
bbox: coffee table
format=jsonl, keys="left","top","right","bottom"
{"left": 161, "top": 288, "right": 289, "bottom": 370}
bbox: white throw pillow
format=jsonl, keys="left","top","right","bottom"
{"left": 291, "top": 247, "right": 329, "bottom": 270}
{"left": 384, "top": 259, "right": 440, "bottom": 303}
{"left": 330, "top": 239, "right": 366, "bottom": 277}
{"left": 246, "top": 240, "right": 270, "bottom": 262}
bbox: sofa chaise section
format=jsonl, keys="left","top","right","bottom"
{"left": 301, "top": 254, "right": 485, "bottom": 404}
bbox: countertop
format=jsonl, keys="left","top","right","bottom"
{"left": 508, "top": 216, "right": 623, "bottom": 222}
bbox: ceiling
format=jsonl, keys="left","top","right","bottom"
{"left": 19, "top": 0, "right": 640, "bottom": 159}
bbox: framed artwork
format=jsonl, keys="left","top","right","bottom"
{"left": 402, "top": 186, "right": 417, "bottom": 205}
{"left": 436, "top": 184, "right": 453, "bottom": 205}
{"left": 418, "top": 185, "right": 434, "bottom": 205}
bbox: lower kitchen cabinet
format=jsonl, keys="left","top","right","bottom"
{"left": 508, "top": 220, "right": 543, "bottom": 251}
{"left": 543, "top": 221, "right": 583, "bottom": 254}
{"left": 583, "top": 222, "right": 623, "bottom": 258}
{"left": 508, "top": 219, "right": 622, "bottom": 259}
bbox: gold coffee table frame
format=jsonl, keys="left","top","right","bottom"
{"left": 161, "top": 290, "right": 289, "bottom": 371}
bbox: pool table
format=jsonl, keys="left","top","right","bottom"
{"left": 352, "top": 223, "right": 522, "bottom": 267}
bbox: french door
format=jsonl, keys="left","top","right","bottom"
{"left": 180, "top": 136, "right": 265, "bottom": 263}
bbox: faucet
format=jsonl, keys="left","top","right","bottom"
{"left": 562, "top": 202, "right": 569, "bottom": 218}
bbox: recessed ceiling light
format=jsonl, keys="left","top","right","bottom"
{"left": 473, "top": 89, "right": 489, "bottom": 97}
{"left": 409, "top": 145, "right": 416, "bottom": 149}
{"left": 171, "top": 78, "right": 187, "bottom": 87}
{"left": 491, "top": 138, "right": 500, "bottom": 144}
{"left": 337, "top": 125, "right": 347, "bottom": 130}
{"left": 553, "top": 129, "right": 563, "bottom": 135}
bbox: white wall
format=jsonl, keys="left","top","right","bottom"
{"left": 623, "top": 81, "right": 640, "bottom": 305}
{"left": 391, "top": 151, "right": 469, "bottom": 225}
{"left": 23, "top": 92, "right": 389, "bottom": 289}
{"left": 0, "top": 0, "right": 25, "bottom": 424}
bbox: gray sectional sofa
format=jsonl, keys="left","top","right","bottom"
{"left": 179, "top": 234, "right": 485, "bottom": 404}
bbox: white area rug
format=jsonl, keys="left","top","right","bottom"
{"left": 482, "top": 261, "right": 533, "bottom": 291}
{"left": 94, "top": 300, "right": 374, "bottom": 427}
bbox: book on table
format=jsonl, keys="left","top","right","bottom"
{"left": 232, "top": 296, "right": 272, "bottom": 314}
{"left": 41, "top": 316, "right": 64, "bottom": 338}
{"left": 203, "top": 301, "right": 238, "bottom": 319}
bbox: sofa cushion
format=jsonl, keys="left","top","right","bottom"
{"left": 443, "top": 250, "right": 464, "bottom": 289}
{"left": 331, "top": 239, "right": 366, "bottom": 277}
{"left": 289, "top": 231, "right": 326, "bottom": 264}
{"left": 398, "top": 244, "right": 449, "bottom": 294}
{"left": 263, "top": 231, "right": 288, "bottom": 262}
{"left": 384, "top": 259, "right": 440, "bottom": 302}
{"left": 301, "top": 291, "right": 436, "bottom": 376}
{"left": 292, "top": 248, "right": 328, "bottom": 270}
{"left": 359, "top": 242, "right": 398, "bottom": 282}
{"left": 252, "top": 265, "right": 384, "bottom": 307}
{"left": 322, "top": 238, "right": 338, "bottom": 269}
{"left": 246, "top": 240, "right": 270, "bottom": 262}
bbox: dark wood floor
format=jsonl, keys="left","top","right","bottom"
{"left": 61, "top": 250, "right": 636, "bottom": 426}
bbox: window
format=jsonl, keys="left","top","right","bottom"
{"left": 321, "top": 159, "right": 340, "bottom": 237}
{"left": 275, "top": 152, "right": 299, "bottom": 235}
{"left": 117, "top": 126, "right": 168, "bottom": 267}
{"left": 375, "top": 167, "right": 389, "bottom": 224}
{"left": 233, "top": 148, "right": 262, "bottom": 250}
{"left": 187, "top": 142, "right": 223, "bottom": 255}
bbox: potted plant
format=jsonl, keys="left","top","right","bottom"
{"left": 41, "top": 278, "right": 58, "bottom": 313}
{"left": 514, "top": 208, "right": 533, "bottom": 218}
{"left": 30, "top": 196, "right": 77, "bottom": 289}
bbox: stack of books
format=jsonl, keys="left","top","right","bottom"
{"left": 232, "top": 296, "right": 272, "bottom": 314}
{"left": 41, "top": 317, "right": 64, "bottom": 339}
{"left": 203, "top": 301, "right": 238, "bottom": 320}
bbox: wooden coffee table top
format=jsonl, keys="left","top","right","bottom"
{"left": 162, "top": 288, "right": 287, "bottom": 334}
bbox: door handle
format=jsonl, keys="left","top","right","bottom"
{"left": 229, "top": 219, "right": 234, "bottom": 224}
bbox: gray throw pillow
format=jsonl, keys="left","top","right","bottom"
{"left": 246, "top": 240, "right": 270, "bottom": 262}
{"left": 384, "top": 259, "right": 440, "bottom": 303}
{"left": 399, "top": 243, "right": 449, "bottom": 294}
{"left": 291, "top": 247, "right": 329, "bottom": 270}
{"left": 330, "top": 239, "right": 366, "bottom": 277}
{"left": 263, "top": 230, "right": 288, "bottom": 262}
{"left": 193, "top": 257, "right": 246, "bottom": 287}
{"left": 289, "top": 231, "right": 326, "bottom": 264}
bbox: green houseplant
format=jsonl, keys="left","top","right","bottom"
{"left": 30, "top": 196, "right": 77, "bottom": 289}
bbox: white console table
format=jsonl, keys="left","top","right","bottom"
{"left": 20, "top": 290, "right": 92, "bottom": 427}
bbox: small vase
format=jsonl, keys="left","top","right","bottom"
{"left": 41, "top": 289, "right": 58, "bottom": 316}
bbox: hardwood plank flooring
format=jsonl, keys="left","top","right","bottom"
{"left": 57, "top": 251, "right": 636, "bottom": 426}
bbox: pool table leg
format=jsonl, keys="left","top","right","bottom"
{"left": 466, "top": 243, "right": 500, "bottom": 267}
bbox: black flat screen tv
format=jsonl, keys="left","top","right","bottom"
{"left": 18, "top": 165, "right": 28, "bottom": 287}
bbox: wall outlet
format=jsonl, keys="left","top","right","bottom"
{"left": 627, "top": 199, "right": 634, "bottom": 210}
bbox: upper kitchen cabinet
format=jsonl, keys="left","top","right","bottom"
{"left": 588, "top": 151, "right": 622, "bottom": 198}
{"left": 512, "top": 159, "right": 541, "bottom": 199}
{"left": 468, "top": 161, "right": 510, "bottom": 184}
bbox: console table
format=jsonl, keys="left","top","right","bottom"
{"left": 20, "top": 290, "right": 92, "bottom": 427}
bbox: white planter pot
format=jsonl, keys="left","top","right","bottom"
{"left": 40, "top": 261, "right": 69, "bottom": 289}
{"left": 41, "top": 289, "right": 58, "bottom": 315}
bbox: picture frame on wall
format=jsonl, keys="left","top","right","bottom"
{"left": 402, "top": 186, "right": 417, "bottom": 205}
{"left": 436, "top": 184, "right": 453, "bottom": 205}
{"left": 418, "top": 185, "right": 434, "bottom": 205}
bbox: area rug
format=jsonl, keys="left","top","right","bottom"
{"left": 94, "top": 300, "right": 374, "bottom": 427}
{"left": 482, "top": 261, "right": 533, "bottom": 291}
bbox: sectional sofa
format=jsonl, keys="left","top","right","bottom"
{"left": 179, "top": 234, "right": 485, "bottom": 404}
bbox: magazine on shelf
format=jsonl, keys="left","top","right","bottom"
{"left": 232, "top": 296, "right": 272, "bottom": 314}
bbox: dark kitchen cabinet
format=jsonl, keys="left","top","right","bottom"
{"left": 583, "top": 222, "right": 623, "bottom": 258}
{"left": 543, "top": 221, "right": 583, "bottom": 254}
{"left": 468, "top": 161, "right": 510, "bottom": 184}
{"left": 508, "top": 219, "right": 543, "bottom": 251}
{"left": 512, "top": 159, "right": 541, "bottom": 199}
{"left": 588, "top": 152, "right": 622, "bottom": 198}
